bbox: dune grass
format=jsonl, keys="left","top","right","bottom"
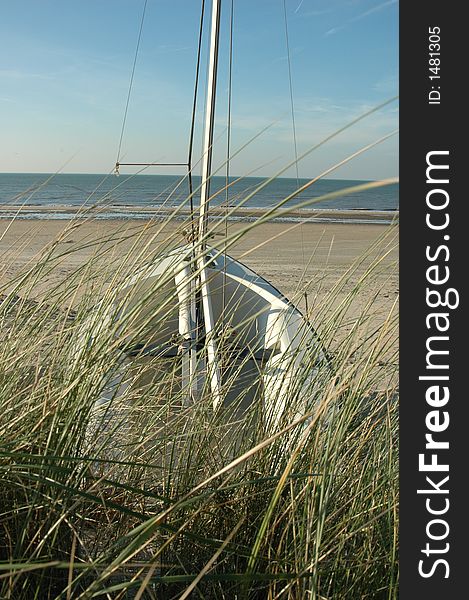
{"left": 0, "top": 175, "right": 398, "bottom": 599}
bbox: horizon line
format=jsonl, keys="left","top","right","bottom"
{"left": 0, "top": 171, "right": 396, "bottom": 184}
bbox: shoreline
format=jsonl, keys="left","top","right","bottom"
{"left": 0, "top": 205, "right": 398, "bottom": 225}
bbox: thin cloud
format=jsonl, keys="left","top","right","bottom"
{"left": 355, "top": 0, "right": 398, "bottom": 21}
{"left": 303, "top": 8, "right": 336, "bottom": 18}
{"left": 324, "top": 0, "right": 397, "bottom": 36}
{"left": 373, "top": 74, "right": 398, "bottom": 94}
{"left": 0, "top": 69, "right": 53, "bottom": 80}
{"left": 156, "top": 44, "right": 191, "bottom": 54}
{"left": 294, "top": 0, "right": 305, "bottom": 13}
{"left": 325, "top": 26, "right": 345, "bottom": 36}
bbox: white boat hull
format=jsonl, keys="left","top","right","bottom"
{"left": 82, "top": 245, "right": 331, "bottom": 434}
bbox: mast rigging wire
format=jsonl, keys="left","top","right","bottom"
{"left": 115, "top": 0, "right": 148, "bottom": 172}
{"left": 188, "top": 0, "right": 206, "bottom": 232}
{"left": 222, "top": 0, "right": 235, "bottom": 323}
{"left": 282, "top": 0, "right": 307, "bottom": 306}
{"left": 282, "top": 0, "right": 300, "bottom": 188}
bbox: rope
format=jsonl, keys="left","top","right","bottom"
{"left": 188, "top": 0, "right": 206, "bottom": 237}
{"left": 222, "top": 0, "right": 235, "bottom": 318}
{"left": 115, "top": 0, "right": 148, "bottom": 171}
{"left": 282, "top": 0, "right": 300, "bottom": 188}
{"left": 282, "top": 0, "right": 307, "bottom": 310}
{"left": 225, "top": 0, "right": 234, "bottom": 211}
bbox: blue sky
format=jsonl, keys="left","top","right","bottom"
{"left": 0, "top": 0, "right": 398, "bottom": 179}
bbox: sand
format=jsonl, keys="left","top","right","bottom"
{"left": 0, "top": 216, "right": 398, "bottom": 364}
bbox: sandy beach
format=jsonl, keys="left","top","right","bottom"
{"left": 0, "top": 214, "right": 398, "bottom": 359}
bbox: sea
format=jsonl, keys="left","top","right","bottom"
{"left": 0, "top": 173, "right": 398, "bottom": 224}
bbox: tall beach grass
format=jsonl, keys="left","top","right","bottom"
{"left": 0, "top": 171, "right": 398, "bottom": 599}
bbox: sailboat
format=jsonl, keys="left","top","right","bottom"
{"left": 82, "top": 0, "right": 332, "bottom": 435}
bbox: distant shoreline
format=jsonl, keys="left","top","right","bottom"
{"left": 0, "top": 205, "right": 398, "bottom": 225}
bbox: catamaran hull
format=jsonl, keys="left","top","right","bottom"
{"left": 81, "top": 245, "right": 331, "bottom": 432}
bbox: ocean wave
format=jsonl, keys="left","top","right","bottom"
{"left": 0, "top": 210, "right": 397, "bottom": 225}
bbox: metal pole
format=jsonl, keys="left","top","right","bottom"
{"left": 198, "top": 0, "right": 221, "bottom": 245}
{"left": 196, "top": 0, "right": 222, "bottom": 409}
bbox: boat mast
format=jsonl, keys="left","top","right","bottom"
{"left": 198, "top": 0, "right": 221, "bottom": 245}
{"left": 196, "top": 0, "right": 222, "bottom": 409}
